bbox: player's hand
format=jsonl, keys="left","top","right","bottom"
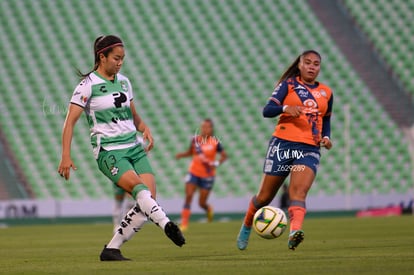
{"left": 142, "top": 127, "right": 154, "bottom": 152}
{"left": 284, "top": 105, "right": 303, "bottom": 118}
{"left": 209, "top": 160, "right": 220, "bottom": 168}
{"left": 175, "top": 153, "right": 182, "bottom": 160}
{"left": 58, "top": 156, "right": 77, "bottom": 180}
{"left": 320, "top": 137, "right": 332, "bottom": 150}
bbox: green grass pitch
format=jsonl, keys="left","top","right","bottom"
{"left": 0, "top": 216, "right": 413, "bottom": 274}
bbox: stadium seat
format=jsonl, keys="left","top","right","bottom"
{"left": 342, "top": 0, "right": 414, "bottom": 101}
{"left": 0, "top": 0, "right": 411, "bottom": 201}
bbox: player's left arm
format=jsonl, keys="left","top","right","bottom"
{"left": 320, "top": 93, "right": 334, "bottom": 150}
{"left": 212, "top": 142, "right": 228, "bottom": 167}
{"left": 130, "top": 100, "right": 154, "bottom": 152}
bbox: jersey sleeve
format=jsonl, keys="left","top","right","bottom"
{"left": 216, "top": 142, "right": 223, "bottom": 152}
{"left": 262, "top": 81, "right": 288, "bottom": 117}
{"left": 322, "top": 93, "right": 334, "bottom": 138}
{"left": 324, "top": 92, "right": 333, "bottom": 117}
{"left": 70, "top": 78, "right": 91, "bottom": 108}
{"left": 126, "top": 78, "right": 134, "bottom": 101}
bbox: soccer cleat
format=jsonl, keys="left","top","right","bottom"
{"left": 236, "top": 224, "right": 251, "bottom": 250}
{"left": 165, "top": 221, "right": 186, "bottom": 247}
{"left": 100, "top": 245, "right": 131, "bottom": 261}
{"left": 207, "top": 207, "right": 214, "bottom": 223}
{"left": 288, "top": 230, "right": 305, "bottom": 250}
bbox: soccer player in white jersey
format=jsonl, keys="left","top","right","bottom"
{"left": 58, "top": 35, "right": 185, "bottom": 261}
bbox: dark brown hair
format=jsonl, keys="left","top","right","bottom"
{"left": 203, "top": 118, "right": 214, "bottom": 136}
{"left": 77, "top": 35, "right": 124, "bottom": 79}
{"left": 276, "top": 50, "right": 321, "bottom": 85}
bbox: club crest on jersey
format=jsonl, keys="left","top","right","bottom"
{"left": 312, "top": 91, "right": 322, "bottom": 98}
{"left": 303, "top": 99, "right": 318, "bottom": 109}
{"left": 120, "top": 80, "right": 128, "bottom": 92}
{"left": 320, "top": 90, "right": 327, "bottom": 97}
{"left": 110, "top": 166, "right": 119, "bottom": 176}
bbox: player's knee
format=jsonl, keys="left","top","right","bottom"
{"left": 289, "top": 188, "right": 308, "bottom": 201}
{"left": 255, "top": 194, "right": 273, "bottom": 207}
{"left": 198, "top": 201, "right": 208, "bottom": 209}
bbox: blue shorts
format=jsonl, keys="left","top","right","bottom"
{"left": 185, "top": 173, "right": 215, "bottom": 190}
{"left": 263, "top": 137, "right": 320, "bottom": 177}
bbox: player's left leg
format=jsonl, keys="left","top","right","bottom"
{"left": 199, "top": 188, "right": 213, "bottom": 222}
{"left": 287, "top": 166, "right": 315, "bottom": 250}
{"left": 198, "top": 177, "right": 214, "bottom": 222}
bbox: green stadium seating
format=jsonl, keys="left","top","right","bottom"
{"left": 343, "top": 0, "right": 414, "bottom": 101}
{"left": 0, "top": 0, "right": 411, "bottom": 200}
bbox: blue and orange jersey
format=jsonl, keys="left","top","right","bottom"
{"left": 188, "top": 135, "right": 223, "bottom": 178}
{"left": 267, "top": 76, "right": 333, "bottom": 146}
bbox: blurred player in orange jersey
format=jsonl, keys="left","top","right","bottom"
{"left": 176, "top": 119, "right": 228, "bottom": 231}
{"left": 237, "top": 50, "right": 333, "bottom": 251}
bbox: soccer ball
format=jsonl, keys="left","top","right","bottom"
{"left": 253, "top": 206, "right": 287, "bottom": 239}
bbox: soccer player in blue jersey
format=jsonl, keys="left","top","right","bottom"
{"left": 58, "top": 35, "right": 185, "bottom": 261}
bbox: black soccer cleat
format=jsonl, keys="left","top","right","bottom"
{"left": 164, "top": 221, "right": 186, "bottom": 247}
{"left": 100, "top": 245, "right": 131, "bottom": 261}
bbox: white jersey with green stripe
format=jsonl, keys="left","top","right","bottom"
{"left": 71, "top": 72, "right": 141, "bottom": 159}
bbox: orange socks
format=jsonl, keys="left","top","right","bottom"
{"left": 181, "top": 208, "right": 191, "bottom": 227}
{"left": 288, "top": 202, "right": 306, "bottom": 232}
{"left": 243, "top": 196, "right": 260, "bottom": 227}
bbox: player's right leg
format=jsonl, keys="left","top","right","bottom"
{"left": 180, "top": 178, "right": 198, "bottom": 231}
{"left": 112, "top": 186, "right": 126, "bottom": 233}
{"left": 237, "top": 174, "right": 285, "bottom": 250}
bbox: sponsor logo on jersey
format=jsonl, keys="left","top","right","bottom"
{"left": 297, "top": 90, "right": 309, "bottom": 97}
{"left": 294, "top": 84, "right": 306, "bottom": 90}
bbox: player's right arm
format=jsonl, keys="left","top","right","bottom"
{"left": 58, "top": 103, "right": 83, "bottom": 180}
{"left": 175, "top": 138, "right": 195, "bottom": 159}
{"left": 58, "top": 80, "right": 90, "bottom": 180}
{"left": 262, "top": 81, "right": 302, "bottom": 118}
